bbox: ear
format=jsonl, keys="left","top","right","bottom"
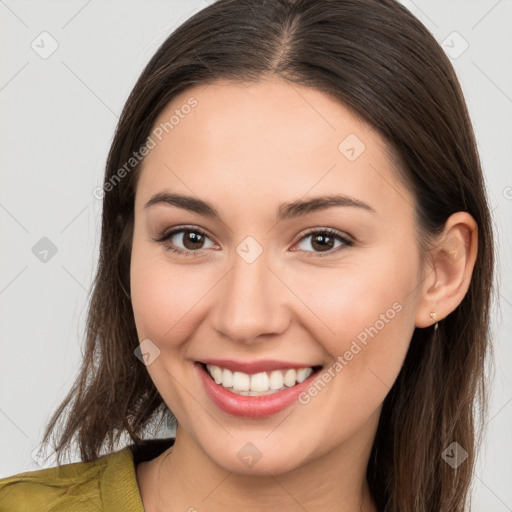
{"left": 415, "top": 212, "right": 478, "bottom": 328}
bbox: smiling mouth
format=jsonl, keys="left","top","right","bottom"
{"left": 199, "top": 362, "right": 323, "bottom": 396}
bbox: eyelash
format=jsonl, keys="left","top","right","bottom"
{"left": 154, "top": 226, "right": 354, "bottom": 258}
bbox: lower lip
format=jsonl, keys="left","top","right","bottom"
{"left": 196, "top": 362, "right": 321, "bottom": 418}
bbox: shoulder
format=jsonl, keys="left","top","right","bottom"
{"left": 0, "top": 446, "right": 142, "bottom": 511}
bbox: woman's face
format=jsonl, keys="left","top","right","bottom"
{"left": 130, "top": 77, "right": 424, "bottom": 474}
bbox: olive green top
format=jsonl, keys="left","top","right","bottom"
{"left": 0, "top": 437, "right": 175, "bottom": 511}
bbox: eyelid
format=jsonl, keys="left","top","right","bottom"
{"left": 153, "top": 225, "right": 217, "bottom": 257}
{"left": 154, "top": 225, "right": 354, "bottom": 257}
{"left": 290, "top": 227, "right": 354, "bottom": 258}
{"left": 154, "top": 225, "right": 214, "bottom": 244}
{"left": 294, "top": 226, "right": 354, "bottom": 245}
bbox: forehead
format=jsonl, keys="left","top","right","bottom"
{"left": 136, "top": 78, "right": 413, "bottom": 221}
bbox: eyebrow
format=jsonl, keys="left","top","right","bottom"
{"left": 144, "top": 192, "right": 376, "bottom": 220}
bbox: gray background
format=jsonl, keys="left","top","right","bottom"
{"left": 1, "top": 1, "right": 511, "bottom": 509}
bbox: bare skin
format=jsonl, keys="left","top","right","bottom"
{"left": 130, "top": 77, "right": 478, "bottom": 511}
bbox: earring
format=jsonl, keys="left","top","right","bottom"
{"left": 429, "top": 311, "right": 439, "bottom": 331}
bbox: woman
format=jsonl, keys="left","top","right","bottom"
{"left": 0, "top": 0, "right": 494, "bottom": 510}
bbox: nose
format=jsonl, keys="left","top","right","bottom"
{"left": 211, "top": 247, "right": 290, "bottom": 345}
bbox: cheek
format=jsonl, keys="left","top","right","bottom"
{"left": 297, "top": 268, "right": 414, "bottom": 342}
{"left": 130, "top": 243, "right": 214, "bottom": 344}
{"left": 286, "top": 255, "right": 418, "bottom": 438}
{"left": 290, "top": 245, "right": 419, "bottom": 382}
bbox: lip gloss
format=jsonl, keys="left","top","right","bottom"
{"left": 196, "top": 362, "right": 321, "bottom": 418}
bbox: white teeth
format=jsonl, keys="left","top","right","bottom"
{"left": 269, "top": 370, "right": 284, "bottom": 390}
{"left": 250, "top": 372, "right": 270, "bottom": 392}
{"left": 283, "top": 369, "right": 297, "bottom": 387}
{"left": 210, "top": 365, "right": 222, "bottom": 385}
{"left": 222, "top": 368, "right": 233, "bottom": 388}
{"left": 232, "top": 371, "right": 250, "bottom": 391}
{"left": 205, "top": 364, "right": 315, "bottom": 394}
{"left": 296, "top": 367, "right": 313, "bottom": 383}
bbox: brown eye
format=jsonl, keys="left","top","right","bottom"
{"left": 156, "top": 227, "right": 216, "bottom": 256}
{"left": 294, "top": 228, "right": 353, "bottom": 257}
{"left": 181, "top": 230, "right": 206, "bottom": 250}
{"left": 310, "top": 233, "right": 336, "bottom": 252}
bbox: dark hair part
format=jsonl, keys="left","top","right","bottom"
{"left": 41, "top": 0, "right": 495, "bottom": 510}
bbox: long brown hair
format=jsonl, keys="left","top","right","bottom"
{"left": 41, "top": 0, "right": 495, "bottom": 510}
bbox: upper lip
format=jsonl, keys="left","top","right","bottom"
{"left": 197, "top": 358, "right": 321, "bottom": 374}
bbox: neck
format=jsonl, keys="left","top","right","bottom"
{"left": 138, "top": 416, "right": 380, "bottom": 512}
